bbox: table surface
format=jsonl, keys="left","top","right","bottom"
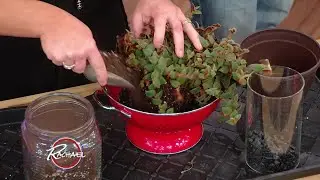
{"left": 0, "top": 80, "right": 319, "bottom": 180}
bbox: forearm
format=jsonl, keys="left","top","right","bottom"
{"left": 277, "top": 0, "right": 320, "bottom": 39}
{"left": 0, "top": 0, "right": 74, "bottom": 38}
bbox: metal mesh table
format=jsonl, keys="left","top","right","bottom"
{"left": 0, "top": 80, "right": 319, "bottom": 180}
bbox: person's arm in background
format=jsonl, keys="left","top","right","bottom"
{"left": 278, "top": 0, "right": 320, "bottom": 40}
{"left": 0, "top": 0, "right": 107, "bottom": 85}
{"left": 0, "top": 0, "right": 202, "bottom": 87}
{"left": 277, "top": 0, "right": 320, "bottom": 82}
{"left": 0, "top": 0, "right": 76, "bottom": 38}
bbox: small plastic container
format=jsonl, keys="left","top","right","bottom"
{"left": 21, "top": 92, "right": 102, "bottom": 180}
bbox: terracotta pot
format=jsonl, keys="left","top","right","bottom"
{"left": 241, "top": 29, "right": 320, "bottom": 95}
{"left": 93, "top": 85, "right": 220, "bottom": 154}
{"left": 237, "top": 29, "right": 320, "bottom": 140}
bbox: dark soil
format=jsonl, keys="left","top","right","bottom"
{"left": 160, "top": 84, "right": 199, "bottom": 113}
{"left": 246, "top": 130, "right": 299, "bottom": 174}
{"left": 119, "top": 88, "right": 158, "bottom": 113}
{"left": 119, "top": 84, "right": 215, "bottom": 113}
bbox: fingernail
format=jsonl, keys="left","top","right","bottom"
{"left": 97, "top": 77, "right": 106, "bottom": 86}
{"left": 154, "top": 42, "right": 161, "bottom": 49}
{"left": 196, "top": 43, "right": 203, "bottom": 50}
{"left": 179, "top": 50, "right": 184, "bottom": 57}
{"left": 101, "top": 79, "right": 107, "bottom": 86}
{"left": 100, "top": 81, "right": 107, "bottom": 87}
{"left": 134, "top": 32, "right": 140, "bottom": 38}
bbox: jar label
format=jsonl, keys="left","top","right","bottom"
{"left": 46, "top": 137, "right": 85, "bottom": 170}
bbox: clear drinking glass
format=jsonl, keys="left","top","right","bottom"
{"left": 21, "top": 92, "right": 102, "bottom": 180}
{"left": 245, "top": 66, "right": 305, "bottom": 174}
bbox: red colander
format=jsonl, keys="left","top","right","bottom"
{"left": 93, "top": 85, "right": 220, "bottom": 155}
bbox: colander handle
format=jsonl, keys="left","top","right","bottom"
{"left": 93, "top": 89, "right": 131, "bottom": 119}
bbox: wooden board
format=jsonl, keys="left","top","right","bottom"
{"left": 297, "top": 174, "right": 320, "bottom": 180}
{"left": 0, "top": 83, "right": 100, "bottom": 109}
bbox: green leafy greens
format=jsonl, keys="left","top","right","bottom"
{"left": 115, "top": 7, "right": 265, "bottom": 125}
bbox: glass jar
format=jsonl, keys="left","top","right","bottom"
{"left": 21, "top": 92, "right": 102, "bottom": 180}
{"left": 245, "top": 66, "right": 304, "bottom": 174}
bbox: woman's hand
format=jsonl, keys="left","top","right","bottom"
{"left": 131, "top": 0, "right": 202, "bottom": 58}
{"left": 40, "top": 15, "right": 107, "bottom": 86}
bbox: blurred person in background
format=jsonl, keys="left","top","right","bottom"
{"left": 190, "top": 0, "right": 294, "bottom": 42}
{"left": 190, "top": 0, "right": 320, "bottom": 81}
